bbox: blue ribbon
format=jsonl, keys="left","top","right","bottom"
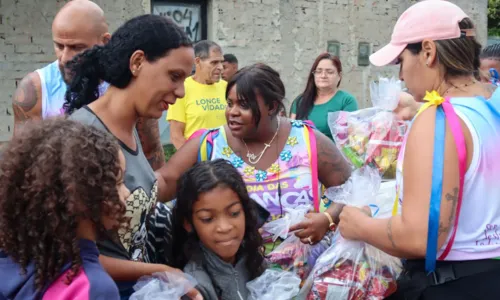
{"left": 425, "top": 106, "right": 446, "bottom": 273}
{"left": 490, "top": 68, "right": 499, "bottom": 86}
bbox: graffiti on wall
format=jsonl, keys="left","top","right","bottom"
{"left": 153, "top": 3, "right": 202, "bottom": 42}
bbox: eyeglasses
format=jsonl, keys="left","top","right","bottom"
{"left": 312, "top": 69, "right": 337, "bottom": 76}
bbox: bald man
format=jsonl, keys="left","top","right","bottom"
{"left": 11, "top": 0, "right": 165, "bottom": 170}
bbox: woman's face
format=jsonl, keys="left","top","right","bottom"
{"left": 131, "top": 46, "right": 195, "bottom": 119}
{"left": 398, "top": 48, "right": 433, "bottom": 102}
{"left": 190, "top": 186, "right": 246, "bottom": 264}
{"left": 480, "top": 58, "right": 500, "bottom": 83}
{"left": 226, "top": 84, "right": 271, "bottom": 140}
{"left": 314, "top": 59, "right": 340, "bottom": 90}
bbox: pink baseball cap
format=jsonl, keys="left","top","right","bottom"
{"left": 369, "top": 0, "right": 473, "bottom": 67}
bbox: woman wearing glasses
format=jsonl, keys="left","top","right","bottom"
{"left": 290, "top": 53, "right": 358, "bottom": 141}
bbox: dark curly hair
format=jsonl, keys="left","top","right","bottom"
{"left": 171, "top": 159, "right": 265, "bottom": 279}
{"left": 63, "top": 14, "right": 192, "bottom": 114}
{"left": 0, "top": 118, "right": 127, "bottom": 290}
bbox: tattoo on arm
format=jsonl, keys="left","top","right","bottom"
{"left": 438, "top": 187, "right": 459, "bottom": 237}
{"left": 12, "top": 74, "right": 38, "bottom": 123}
{"left": 387, "top": 218, "right": 397, "bottom": 248}
{"left": 316, "top": 132, "right": 352, "bottom": 187}
{"left": 136, "top": 118, "right": 165, "bottom": 171}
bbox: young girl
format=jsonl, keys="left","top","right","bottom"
{"left": 172, "top": 159, "right": 266, "bottom": 300}
{"left": 0, "top": 118, "right": 130, "bottom": 300}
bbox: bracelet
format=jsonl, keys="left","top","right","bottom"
{"left": 323, "top": 212, "right": 336, "bottom": 231}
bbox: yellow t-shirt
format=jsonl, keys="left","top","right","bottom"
{"left": 167, "top": 76, "right": 228, "bottom": 139}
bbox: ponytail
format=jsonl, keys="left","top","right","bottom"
{"left": 64, "top": 14, "right": 193, "bottom": 115}
{"left": 64, "top": 45, "right": 105, "bottom": 115}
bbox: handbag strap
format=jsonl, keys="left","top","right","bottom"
{"left": 197, "top": 129, "right": 218, "bottom": 162}
{"left": 302, "top": 121, "right": 320, "bottom": 212}
{"left": 425, "top": 97, "right": 467, "bottom": 273}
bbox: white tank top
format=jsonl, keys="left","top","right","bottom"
{"left": 36, "top": 60, "right": 109, "bottom": 119}
{"left": 396, "top": 90, "right": 500, "bottom": 260}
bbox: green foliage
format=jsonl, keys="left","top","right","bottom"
{"left": 489, "top": 0, "right": 500, "bottom": 36}
{"left": 163, "top": 144, "right": 176, "bottom": 162}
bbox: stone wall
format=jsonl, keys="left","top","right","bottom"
{"left": 209, "top": 0, "right": 488, "bottom": 111}
{"left": 0, "top": 0, "right": 488, "bottom": 141}
{"left": 0, "top": 0, "right": 148, "bottom": 141}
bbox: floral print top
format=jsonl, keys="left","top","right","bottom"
{"left": 210, "top": 120, "right": 315, "bottom": 226}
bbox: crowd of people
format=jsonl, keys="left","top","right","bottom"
{"left": 1, "top": 0, "right": 500, "bottom": 299}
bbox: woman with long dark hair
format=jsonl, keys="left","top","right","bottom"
{"left": 291, "top": 53, "right": 358, "bottom": 141}
{"left": 339, "top": 1, "right": 500, "bottom": 298}
{"left": 63, "top": 14, "right": 201, "bottom": 300}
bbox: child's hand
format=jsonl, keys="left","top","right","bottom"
{"left": 185, "top": 288, "right": 203, "bottom": 300}
{"left": 152, "top": 265, "right": 203, "bottom": 300}
{"left": 289, "top": 212, "right": 330, "bottom": 245}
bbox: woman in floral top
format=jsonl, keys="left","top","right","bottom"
{"left": 158, "top": 64, "right": 352, "bottom": 250}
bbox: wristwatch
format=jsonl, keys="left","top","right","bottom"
{"left": 323, "top": 212, "right": 336, "bottom": 231}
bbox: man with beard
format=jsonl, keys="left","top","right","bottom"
{"left": 12, "top": 0, "right": 165, "bottom": 170}
{"left": 167, "top": 40, "right": 227, "bottom": 149}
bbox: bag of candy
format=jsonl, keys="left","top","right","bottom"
{"left": 247, "top": 269, "right": 302, "bottom": 300}
{"left": 328, "top": 77, "right": 408, "bottom": 179}
{"left": 263, "top": 205, "right": 330, "bottom": 281}
{"left": 130, "top": 271, "right": 198, "bottom": 300}
{"left": 298, "top": 167, "right": 402, "bottom": 300}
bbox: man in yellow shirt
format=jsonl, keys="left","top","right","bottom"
{"left": 167, "top": 40, "right": 227, "bottom": 149}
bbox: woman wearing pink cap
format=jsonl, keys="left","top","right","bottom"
{"left": 337, "top": 1, "right": 500, "bottom": 299}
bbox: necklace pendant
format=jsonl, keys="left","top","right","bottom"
{"left": 247, "top": 152, "right": 257, "bottom": 161}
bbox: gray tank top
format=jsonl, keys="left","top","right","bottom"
{"left": 70, "top": 106, "right": 158, "bottom": 262}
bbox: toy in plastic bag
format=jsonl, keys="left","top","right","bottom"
{"left": 247, "top": 269, "right": 301, "bottom": 300}
{"left": 130, "top": 271, "right": 198, "bottom": 300}
{"left": 329, "top": 77, "right": 408, "bottom": 180}
{"left": 263, "top": 205, "right": 330, "bottom": 281}
{"left": 299, "top": 167, "right": 402, "bottom": 300}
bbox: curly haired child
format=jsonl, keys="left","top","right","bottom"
{"left": 0, "top": 118, "right": 130, "bottom": 300}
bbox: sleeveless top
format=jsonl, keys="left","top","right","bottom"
{"left": 211, "top": 123, "right": 315, "bottom": 218}
{"left": 395, "top": 92, "right": 500, "bottom": 260}
{"left": 69, "top": 107, "right": 158, "bottom": 264}
{"left": 36, "top": 61, "right": 109, "bottom": 119}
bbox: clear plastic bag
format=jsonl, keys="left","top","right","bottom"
{"left": 247, "top": 269, "right": 302, "bottom": 300}
{"left": 263, "top": 205, "right": 330, "bottom": 281}
{"left": 370, "top": 77, "right": 402, "bottom": 111}
{"left": 130, "top": 271, "right": 198, "bottom": 300}
{"left": 328, "top": 77, "right": 408, "bottom": 180}
{"left": 299, "top": 168, "right": 402, "bottom": 300}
